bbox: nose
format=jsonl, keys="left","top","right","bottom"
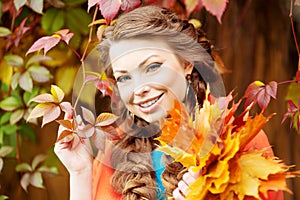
{"left": 134, "top": 85, "right": 151, "bottom": 96}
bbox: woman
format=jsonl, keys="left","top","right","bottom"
{"left": 54, "top": 6, "right": 282, "bottom": 200}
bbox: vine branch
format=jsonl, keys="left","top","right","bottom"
{"left": 73, "top": 5, "right": 99, "bottom": 111}
{"left": 290, "top": 0, "right": 300, "bottom": 70}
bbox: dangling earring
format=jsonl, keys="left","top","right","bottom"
{"left": 184, "top": 74, "right": 192, "bottom": 103}
{"left": 184, "top": 74, "right": 197, "bottom": 117}
{"left": 128, "top": 110, "right": 135, "bottom": 121}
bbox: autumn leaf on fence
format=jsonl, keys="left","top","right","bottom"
{"left": 26, "top": 29, "right": 74, "bottom": 56}
{"left": 27, "top": 85, "right": 72, "bottom": 127}
{"left": 243, "top": 81, "right": 278, "bottom": 110}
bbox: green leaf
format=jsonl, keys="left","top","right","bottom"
{"left": 0, "top": 195, "right": 9, "bottom": 200}
{"left": 16, "top": 163, "right": 32, "bottom": 172}
{"left": 28, "top": 65, "right": 52, "bottom": 83}
{"left": 23, "top": 87, "right": 39, "bottom": 106}
{"left": 0, "top": 128, "right": 3, "bottom": 144}
{"left": 2, "top": 124, "right": 18, "bottom": 135}
{"left": 26, "top": 55, "right": 52, "bottom": 67}
{"left": 11, "top": 72, "right": 21, "bottom": 90}
{"left": 30, "top": 172, "right": 44, "bottom": 189}
{"left": 0, "top": 96, "right": 23, "bottom": 111}
{"left": 4, "top": 55, "right": 24, "bottom": 68}
{"left": 0, "top": 27, "right": 12, "bottom": 37}
{"left": 29, "top": 0, "right": 43, "bottom": 14}
{"left": 32, "top": 154, "right": 47, "bottom": 169}
{"left": 10, "top": 109, "right": 25, "bottom": 124}
{"left": 0, "top": 146, "right": 13, "bottom": 157}
{"left": 20, "top": 173, "right": 30, "bottom": 192}
{"left": 65, "top": 8, "right": 91, "bottom": 36}
{"left": 37, "top": 166, "right": 59, "bottom": 174}
{"left": 0, "top": 112, "right": 12, "bottom": 125}
{"left": 19, "top": 71, "right": 33, "bottom": 92}
{"left": 14, "top": 0, "right": 27, "bottom": 11}
{"left": 18, "top": 121, "right": 36, "bottom": 142}
{"left": 41, "top": 8, "right": 65, "bottom": 34}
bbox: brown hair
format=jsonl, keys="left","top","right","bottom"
{"left": 98, "top": 5, "right": 213, "bottom": 199}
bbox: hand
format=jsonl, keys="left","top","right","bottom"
{"left": 173, "top": 167, "right": 201, "bottom": 200}
{"left": 54, "top": 113, "right": 93, "bottom": 174}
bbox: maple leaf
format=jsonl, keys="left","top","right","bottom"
{"left": 26, "top": 29, "right": 74, "bottom": 55}
{"left": 244, "top": 81, "right": 278, "bottom": 110}
{"left": 202, "top": 0, "right": 228, "bottom": 23}
{"left": 157, "top": 91, "right": 300, "bottom": 200}
{"left": 27, "top": 85, "right": 73, "bottom": 127}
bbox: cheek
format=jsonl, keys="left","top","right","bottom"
{"left": 148, "top": 67, "right": 187, "bottom": 100}
{"left": 117, "top": 84, "right": 134, "bottom": 104}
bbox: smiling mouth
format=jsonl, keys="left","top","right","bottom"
{"left": 139, "top": 94, "right": 163, "bottom": 108}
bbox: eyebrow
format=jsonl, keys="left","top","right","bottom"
{"left": 114, "top": 54, "right": 160, "bottom": 74}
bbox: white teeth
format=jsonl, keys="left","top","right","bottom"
{"left": 140, "top": 97, "right": 159, "bottom": 108}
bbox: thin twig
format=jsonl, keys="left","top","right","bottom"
{"left": 16, "top": 131, "right": 21, "bottom": 163}
{"left": 289, "top": 0, "right": 300, "bottom": 70}
{"left": 73, "top": 6, "right": 99, "bottom": 111}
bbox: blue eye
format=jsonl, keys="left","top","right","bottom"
{"left": 116, "top": 75, "right": 131, "bottom": 83}
{"left": 146, "top": 63, "right": 162, "bottom": 73}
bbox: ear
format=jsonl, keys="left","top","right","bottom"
{"left": 184, "top": 62, "right": 193, "bottom": 77}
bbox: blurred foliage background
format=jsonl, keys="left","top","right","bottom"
{"left": 0, "top": 0, "right": 300, "bottom": 199}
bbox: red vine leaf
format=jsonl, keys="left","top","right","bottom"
{"left": 244, "top": 81, "right": 278, "bottom": 110}
{"left": 98, "top": 0, "right": 121, "bottom": 24}
{"left": 202, "top": 0, "right": 228, "bottom": 23}
{"left": 56, "top": 119, "right": 76, "bottom": 143}
{"left": 282, "top": 98, "right": 300, "bottom": 130}
{"left": 26, "top": 29, "right": 73, "bottom": 55}
{"left": 96, "top": 112, "right": 118, "bottom": 126}
{"left": 42, "top": 105, "right": 61, "bottom": 127}
{"left": 81, "top": 107, "right": 95, "bottom": 125}
{"left": 26, "top": 36, "right": 60, "bottom": 55}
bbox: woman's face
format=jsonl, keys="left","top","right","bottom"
{"left": 109, "top": 39, "right": 192, "bottom": 123}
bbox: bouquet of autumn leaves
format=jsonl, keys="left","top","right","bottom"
{"left": 156, "top": 92, "right": 300, "bottom": 200}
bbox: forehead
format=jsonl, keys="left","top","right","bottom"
{"left": 109, "top": 39, "right": 174, "bottom": 67}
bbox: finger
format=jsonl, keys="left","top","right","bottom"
{"left": 173, "top": 188, "right": 185, "bottom": 200}
{"left": 188, "top": 167, "right": 201, "bottom": 179}
{"left": 177, "top": 180, "right": 189, "bottom": 196}
{"left": 182, "top": 172, "right": 196, "bottom": 185}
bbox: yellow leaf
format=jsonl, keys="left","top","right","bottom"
{"left": 157, "top": 145, "right": 196, "bottom": 168}
{"left": 0, "top": 59, "right": 13, "bottom": 86}
{"left": 259, "top": 174, "right": 291, "bottom": 198}
{"left": 27, "top": 103, "right": 54, "bottom": 121}
{"left": 51, "top": 85, "right": 64, "bottom": 103}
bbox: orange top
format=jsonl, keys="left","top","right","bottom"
{"left": 92, "top": 131, "right": 283, "bottom": 200}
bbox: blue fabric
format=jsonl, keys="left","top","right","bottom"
{"left": 151, "top": 150, "right": 166, "bottom": 200}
